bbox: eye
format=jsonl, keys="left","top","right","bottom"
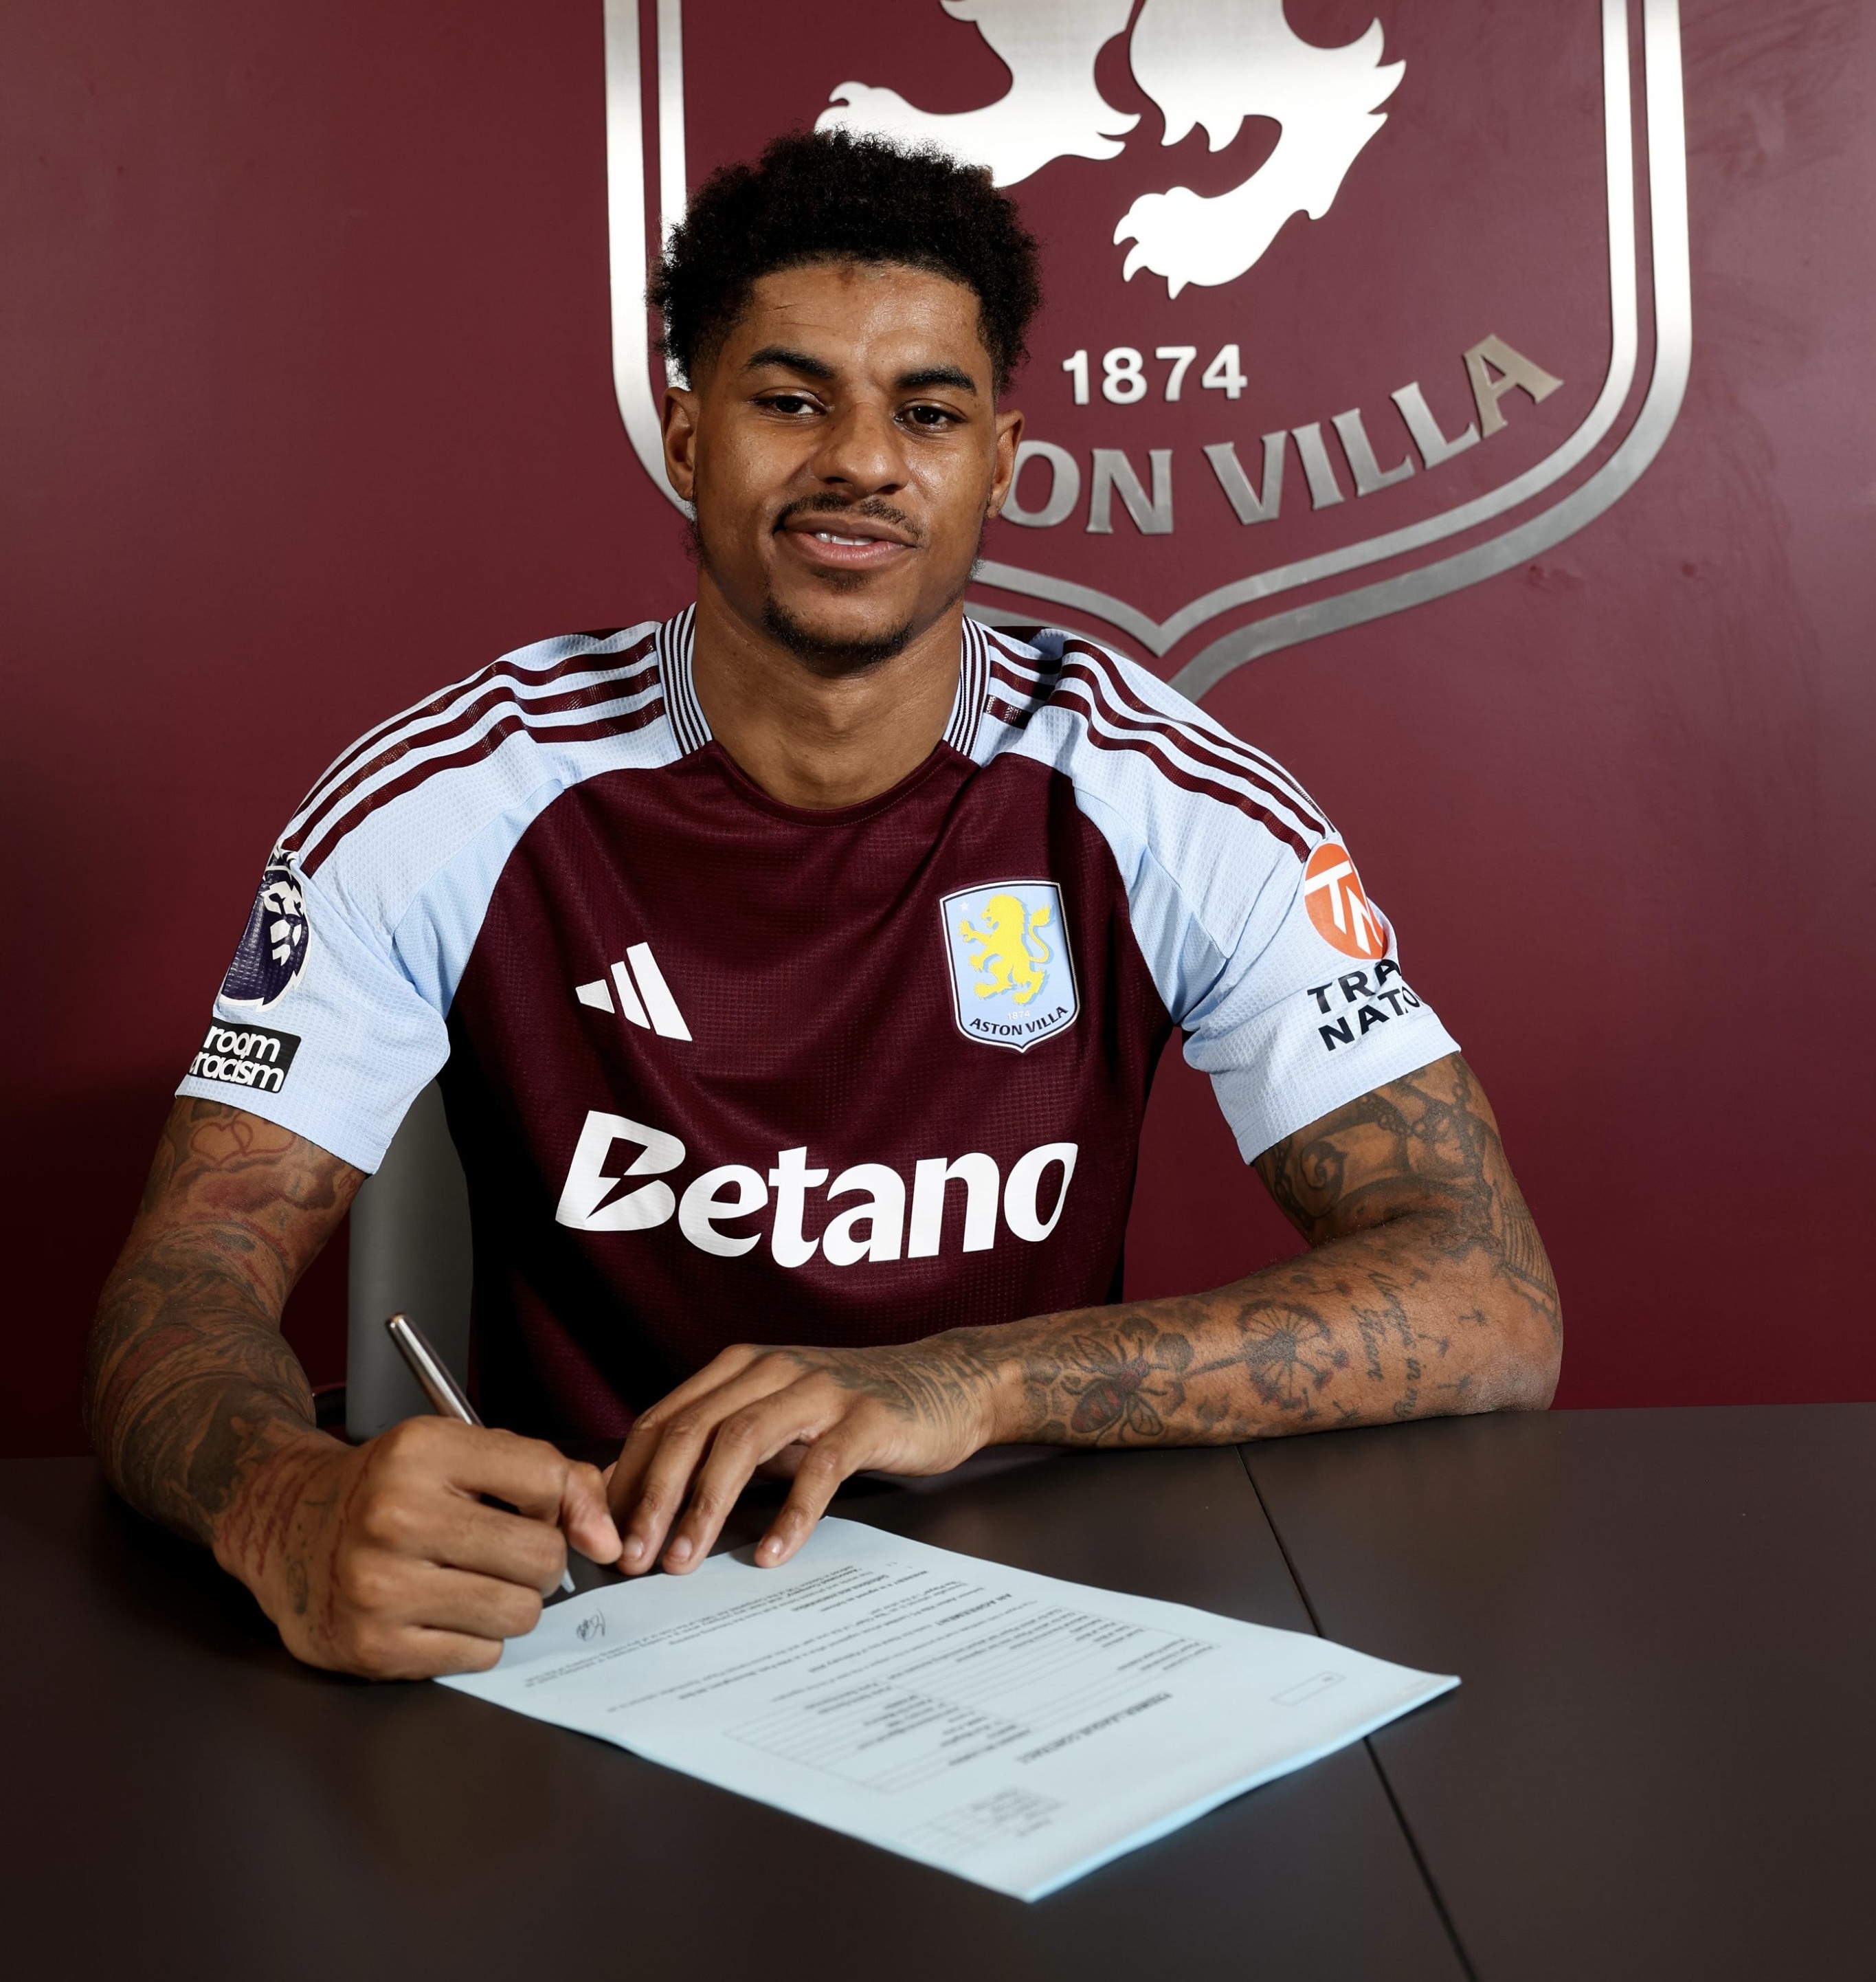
{"left": 758, "top": 392, "right": 818, "bottom": 416}
{"left": 903, "top": 403, "right": 960, "bottom": 430}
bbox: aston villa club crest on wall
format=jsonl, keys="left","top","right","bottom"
{"left": 603, "top": 0, "right": 1689, "bottom": 698}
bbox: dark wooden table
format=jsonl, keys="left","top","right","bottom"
{"left": 3, "top": 1407, "right": 1870, "bottom": 1980}
{"left": 1244, "top": 1405, "right": 1876, "bottom": 1982}
{"left": 0, "top": 1446, "right": 1458, "bottom": 1982}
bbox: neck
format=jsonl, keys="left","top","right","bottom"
{"left": 688, "top": 573, "right": 966, "bottom": 809}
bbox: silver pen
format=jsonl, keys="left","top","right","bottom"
{"left": 385, "top": 1312, "right": 577, "bottom": 1595}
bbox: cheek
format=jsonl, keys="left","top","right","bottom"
{"left": 690, "top": 469, "right": 770, "bottom": 572}
{"left": 693, "top": 425, "right": 783, "bottom": 524}
{"left": 919, "top": 455, "right": 998, "bottom": 545}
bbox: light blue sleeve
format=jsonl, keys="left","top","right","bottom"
{"left": 175, "top": 856, "right": 448, "bottom": 1172}
{"left": 1077, "top": 788, "right": 1459, "bottom": 1161}
{"left": 1178, "top": 854, "right": 1460, "bottom": 1161}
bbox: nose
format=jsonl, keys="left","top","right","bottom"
{"left": 807, "top": 394, "right": 907, "bottom": 496}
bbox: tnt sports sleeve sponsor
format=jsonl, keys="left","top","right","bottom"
{"left": 175, "top": 856, "right": 449, "bottom": 1173}
{"left": 1178, "top": 834, "right": 1460, "bottom": 1163}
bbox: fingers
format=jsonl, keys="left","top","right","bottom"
{"left": 311, "top": 1546, "right": 548, "bottom": 1680}
{"left": 396, "top": 1629, "right": 507, "bottom": 1680}
{"left": 612, "top": 1354, "right": 808, "bottom": 1572}
{"left": 304, "top": 1623, "right": 506, "bottom": 1683}
{"left": 317, "top": 1570, "right": 535, "bottom": 1680}
{"left": 373, "top": 1417, "right": 621, "bottom": 1575}
{"left": 606, "top": 1340, "right": 994, "bottom": 1581}
{"left": 756, "top": 1437, "right": 867, "bottom": 1568}
{"left": 559, "top": 1459, "right": 623, "bottom": 1566}
{"left": 377, "top": 1559, "right": 546, "bottom": 1642}
{"left": 420, "top": 1419, "right": 599, "bottom": 1528}
{"left": 656, "top": 1388, "right": 844, "bottom": 1573}
{"left": 346, "top": 1466, "right": 559, "bottom": 1598}
{"left": 755, "top": 1442, "right": 812, "bottom": 1482}
{"left": 605, "top": 1345, "right": 764, "bottom": 1528}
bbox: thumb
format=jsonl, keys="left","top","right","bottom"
{"left": 561, "top": 1460, "right": 623, "bottom": 1564}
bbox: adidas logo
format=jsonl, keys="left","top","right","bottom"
{"left": 574, "top": 944, "right": 692, "bottom": 1041}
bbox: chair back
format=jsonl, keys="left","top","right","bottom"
{"left": 345, "top": 1081, "right": 473, "bottom": 1441}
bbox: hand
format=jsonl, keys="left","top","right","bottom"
{"left": 606, "top": 1338, "right": 1005, "bottom": 1577}
{"left": 214, "top": 1417, "right": 621, "bottom": 1680}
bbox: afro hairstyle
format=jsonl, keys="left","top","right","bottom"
{"left": 649, "top": 128, "right": 1042, "bottom": 394}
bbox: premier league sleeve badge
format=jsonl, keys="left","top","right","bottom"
{"left": 941, "top": 880, "right": 1080, "bottom": 1051}
{"left": 219, "top": 853, "right": 310, "bottom": 1009}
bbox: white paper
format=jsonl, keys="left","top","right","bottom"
{"left": 438, "top": 1517, "right": 1455, "bottom": 1900}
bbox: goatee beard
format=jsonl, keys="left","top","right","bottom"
{"left": 758, "top": 594, "right": 918, "bottom": 676}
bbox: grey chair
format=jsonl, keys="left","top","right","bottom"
{"left": 344, "top": 1082, "right": 474, "bottom": 1442}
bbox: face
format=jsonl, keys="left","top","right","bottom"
{"left": 660, "top": 260, "right": 1023, "bottom": 671}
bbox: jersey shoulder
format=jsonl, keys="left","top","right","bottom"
{"left": 971, "top": 623, "right": 1332, "bottom": 887}
{"left": 274, "top": 616, "right": 687, "bottom": 933}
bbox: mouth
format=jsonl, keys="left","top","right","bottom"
{"left": 777, "top": 509, "right": 917, "bottom": 575}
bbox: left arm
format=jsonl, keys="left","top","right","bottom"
{"left": 606, "top": 1053, "right": 1559, "bottom": 1573}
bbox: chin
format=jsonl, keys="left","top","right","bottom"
{"left": 760, "top": 592, "right": 922, "bottom": 673}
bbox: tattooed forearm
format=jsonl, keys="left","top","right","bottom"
{"left": 961, "top": 1054, "right": 1559, "bottom": 1448}
{"left": 1255, "top": 1052, "right": 1560, "bottom": 1346}
{"left": 85, "top": 1101, "right": 364, "bottom": 1550}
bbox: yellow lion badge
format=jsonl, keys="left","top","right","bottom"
{"left": 940, "top": 880, "right": 1080, "bottom": 1051}
{"left": 959, "top": 892, "right": 1054, "bottom": 1006}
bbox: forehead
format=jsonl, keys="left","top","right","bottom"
{"left": 719, "top": 260, "right": 990, "bottom": 377}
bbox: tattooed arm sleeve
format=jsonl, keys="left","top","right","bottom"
{"left": 85, "top": 1100, "right": 365, "bottom": 1546}
{"left": 975, "top": 1053, "right": 1559, "bottom": 1445}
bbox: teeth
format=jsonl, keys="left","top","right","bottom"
{"left": 813, "top": 531, "right": 875, "bottom": 546}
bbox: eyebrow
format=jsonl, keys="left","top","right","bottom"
{"left": 896, "top": 364, "right": 980, "bottom": 397}
{"left": 740, "top": 348, "right": 981, "bottom": 398}
{"left": 742, "top": 345, "right": 836, "bottom": 380}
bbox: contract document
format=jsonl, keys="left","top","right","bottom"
{"left": 439, "top": 1517, "right": 1455, "bottom": 1899}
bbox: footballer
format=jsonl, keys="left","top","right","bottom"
{"left": 87, "top": 131, "right": 1559, "bottom": 1679}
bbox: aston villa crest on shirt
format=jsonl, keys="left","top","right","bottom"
{"left": 603, "top": 0, "right": 1688, "bottom": 697}
{"left": 941, "top": 880, "right": 1080, "bottom": 1051}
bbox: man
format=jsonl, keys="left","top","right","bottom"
{"left": 87, "top": 131, "right": 1559, "bottom": 1681}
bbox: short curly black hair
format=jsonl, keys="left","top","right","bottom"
{"left": 649, "top": 128, "right": 1042, "bottom": 394}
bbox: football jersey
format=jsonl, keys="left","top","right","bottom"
{"left": 178, "top": 612, "right": 1458, "bottom": 1438}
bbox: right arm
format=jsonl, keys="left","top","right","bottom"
{"left": 87, "top": 1098, "right": 353, "bottom": 1555}
{"left": 86, "top": 1099, "right": 619, "bottom": 1677}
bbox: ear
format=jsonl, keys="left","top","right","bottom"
{"left": 661, "top": 386, "right": 701, "bottom": 504}
{"left": 985, "top": 407, "right": 1026, "bottom": 521}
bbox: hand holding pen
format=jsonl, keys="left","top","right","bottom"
{"left": 387, "top": 1312, "right": 582, "bottom": 1593}
{"left": 203, "top": 1324, "right": 618, "bottom": 1680}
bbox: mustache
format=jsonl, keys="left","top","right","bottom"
{"left": 773, "top": 493, "right": 923, "bottom": 543}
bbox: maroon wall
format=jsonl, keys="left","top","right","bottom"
{"left": 3, "top": 0, "right": 1872, "bottom": 1453}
